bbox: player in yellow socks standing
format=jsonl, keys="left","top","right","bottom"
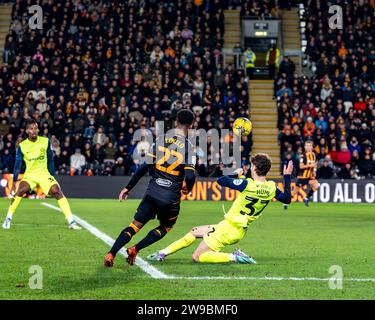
{"left": 2, "top": 119, "right": 81, "bottom": 230}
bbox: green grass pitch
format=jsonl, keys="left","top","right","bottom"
{"left": 0, "top": 198, "right": 374, "bottom": 300}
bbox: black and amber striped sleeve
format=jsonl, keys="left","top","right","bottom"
{"left": 184, "top": 165, "right": 195, "bottom": 171}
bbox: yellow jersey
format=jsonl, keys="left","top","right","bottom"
{"left": 13, "top": 136, "right": 57, "bottom": 194}
{"left": 225, "top": 178, "right": 276, "bottom": 228}
{"left": 17, "top": 136, "right": 52, "bottom": 177}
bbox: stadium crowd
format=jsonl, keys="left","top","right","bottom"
{"left": 1, "top": 0, "right": 373, "bottom": 180}
{"left": 276, "top": 0, "right": 375, "bottom": 179}
{"left": 0, "top": 0, "right": 252, "bottom": 177}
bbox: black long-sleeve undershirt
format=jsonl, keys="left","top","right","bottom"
{"left": 184, "top": 168, "right": 196, "bottom": 192}
{"left": 125, "top": 163, "right": 151, "bottom": 192}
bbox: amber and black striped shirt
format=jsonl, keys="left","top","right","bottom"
{"left": 298, "top": 152, "right": 316, "bottom": 179}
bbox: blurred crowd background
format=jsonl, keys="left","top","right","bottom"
{"left": 0, "top": 0, "right": 374, "bottom": 179}
{"left": 276, "top": 0, "right": 375, "bottom": 179}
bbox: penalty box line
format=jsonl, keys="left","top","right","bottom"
{"left": 41, "top": 202, "right": 375, "bottom": 283}
{"left": 41, "top": 202, "right": 169, "bottom": 279}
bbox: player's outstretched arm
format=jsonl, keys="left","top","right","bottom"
{"left": 275, "top": 161, "right": 293, "bottom": 204}
{"left": 229, "top": 168, "right": 244, "bottom": 178}
{"left": 12, "top": 147, "right": 23, "bottom": 193}
{"left": 217, "top": 169, "right": 248, "bottom": 192}
{"left": 47, "top": 140, "right": 55, "bottom": 176}
{"left": 119, "top": 147, "right": 156, "bottom": 201}
{"left": 119, "top": 163, "right": 151, "bottom": 201}
{"left": 183, "top": 142, "right": 197, "bottom": 194}
{"left": 183, "top": 167, "right": 196, "bottom": 194}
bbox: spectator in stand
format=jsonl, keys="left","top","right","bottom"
{"left": 1, "top": 148, "right": 13, "bottom": 172}
{"left": 83, "top": 143, "right": 93, "bottom": 164}
{"left": 278, "top": 56, "right": 295, "bottom": 78}
{"left": 302, "top": 103, "right": 318, "bottom": 119}
{"left": 318, "top": 154, "right": 334, "bottom": 169}
{"left": 51, "top": 136, "right": 61, "bottom": 157}
{"left": 113, "top": 157, "right": 126, "bottom": 176}
{"left": 232, "top": 42, "right": 243, "bottom": 70}
{"left": 266, "top": 43, "right": 280, "bottom": 79}
{"left": 354, "top": 97, "right": 367, "bottom": 111}
{"left": 315, "top": 114, "right": 328, "bottom": 135}
{"left": 70, "top": 148, "right": 86, "bottom": 175}
{"left": 320, "top": 77, "right": 333, "bottom": 101}
{"left": 351, "top": 149, "right": 361, "bottom": 168}
{"left": 93, "top": 143, "right": 104, "bottom": 165}
{"left": 281, "top": 151, "right": 298, "bottom": 177}
{"left": 104, "top": 142, "right": 117, "bottom": 163}
{"left": 280, "top": 127, "right": 298, "bottom": 149}
{"left": 92, "top": 126, "right": 106, "bottom": 147}
{"left": 2, "top": 35, "right": 16, "bottom": 65}
{"left": 317, "top": 159, "right": 334, "bottom": 179}
{"left": 303, "top": 117, "right": 316, "bottom": 138}
{"left": 135, "top": 136, "right": 151, "bottom": 158}
{"left": 348, "top": 136, "right": 361, "bottom": 155}
{"left": 359, "top": 149, "right": 375, "bottom": 177}
{"left": 0, "top": 119, "right": 10, "bottom": 136}
{"left": 336, "top": 144, "right": 351, "bottom": 166}
{"left": 338, "top": 163, "right": 354, "bottom": 179}
{"left": 315, "top": 137, "right": 329, "bottom": 158}
{"left": 276, "top": 84, "right": 292, "bottom": 98}
{"left": 244, "top": 47, "right": 256, "bottom": 80}
{"left": 271, "top": 5, "right": 282, "bottom": 18}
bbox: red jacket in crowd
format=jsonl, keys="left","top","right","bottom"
{"left": 336, "top": 149, "right": 351, "bottom": 165}
{"left": 354, "top": 101, "right": 366, "bottom": 111}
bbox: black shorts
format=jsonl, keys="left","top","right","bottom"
{"left": 296, "top": 178, "right": 316, "bottom": 187}
{"left": 134, "top": 195, "right": 180, "bottom": 228}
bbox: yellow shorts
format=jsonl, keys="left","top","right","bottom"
{"left": 21, "top": 174, "right": 59, "bottom": 195}
{"left": 203, "top": 219, "right": 247, "bottom": 252}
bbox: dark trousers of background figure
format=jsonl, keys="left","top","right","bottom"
{"left": 280, "top": 0, "right": 292, "bottom": 9}
{"left": 246, "top": 67, "right": 254, "bottom": 79}
{"left": 234, "top": 55, "right": 241, "bottom": 70}
{"left": 269, "top": 64, "right": 276, "bottom": 79}
{"left": 2, "top": 50, "right": 15, "bottom": 64}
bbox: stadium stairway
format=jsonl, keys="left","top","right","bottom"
{"left": 223, "top": 9, "right": 241, "bottom": 66}
{"left": 249, "top": 80, "right": 281, "bottom": 179}
{"left": 0, "top": 4, "right": 12, "bottom": 66}
{"left": 281, "top": 8, "right": 301, "bottom": 75}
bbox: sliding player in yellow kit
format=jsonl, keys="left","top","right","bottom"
{"left": 147, "top": 154, "right": 293, "bottom": 264}
{"left": 2, "top": 119, "right": 81, "bottom": 230}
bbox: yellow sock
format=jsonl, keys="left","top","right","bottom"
{"left": 57, "top": 197, "right": 74, "bottom": 223}
{"left": 7, "top": 196, "right": 23, "bottom": 219}
{"left": 198, "top": 251, "right": 233, "bottom": 263}
{"left": 160, "top": 232, "right": 196, "bottom": 256}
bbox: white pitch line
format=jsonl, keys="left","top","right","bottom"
{"left": 168, "top": 276, "right": 375, "bottom": 282}
{"left": 41, "top": 202, "right": 375, "bottom": 283}
{"left": 41, "top": 202, "right": 169, "bottom": 279}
